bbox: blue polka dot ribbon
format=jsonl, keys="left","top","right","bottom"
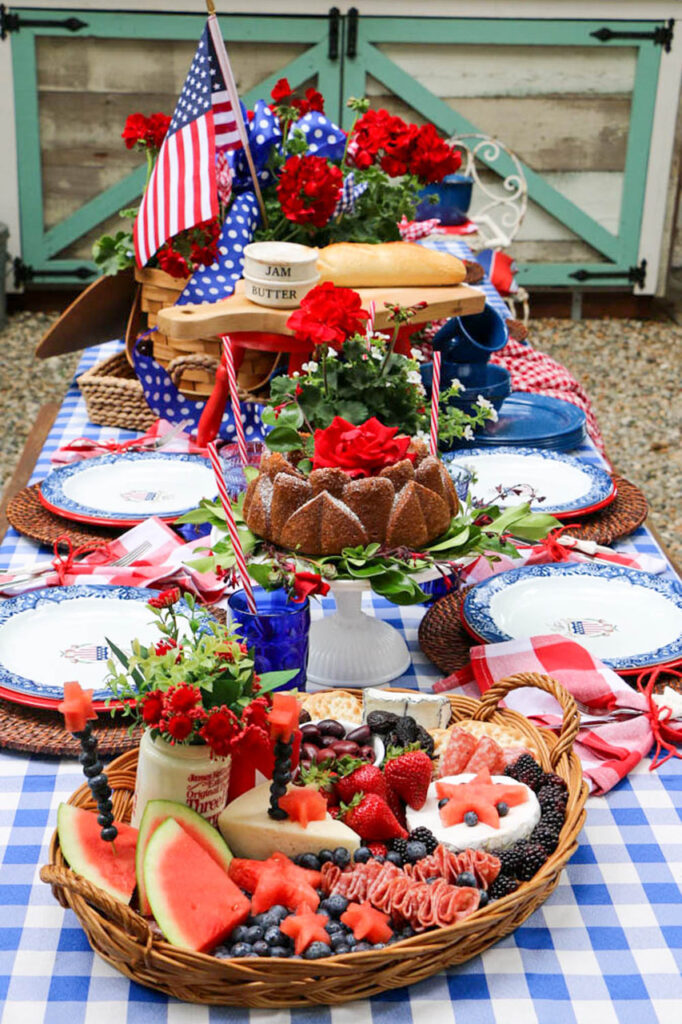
{"left": 290, "top": 110, "right": 346, "bottom": 161}
{"left": 228, "top": 99, "right": 281, "bottom": 192}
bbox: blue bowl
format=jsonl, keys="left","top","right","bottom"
{"left": 421, "top": 362, "right": 511, "bottom": 416}
{"left": 415, "top": 174, "right": 473, "bottom": 226}
{"left": 432, "top": 303, "right": 509, "bottom": 362}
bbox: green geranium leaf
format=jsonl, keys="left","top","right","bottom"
{"left": 257, "top": 670, "right": 299, "bottom": 694}
{"left": 264, "top": 424, "right": 305, "bottom": 451}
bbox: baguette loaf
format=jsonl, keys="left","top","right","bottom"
{"left": 316, "top": 242, "right": 466, "bottom": 288}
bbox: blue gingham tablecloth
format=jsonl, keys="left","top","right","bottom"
{"left": 1, "top": 321, "right": 681, "bottom": 1021}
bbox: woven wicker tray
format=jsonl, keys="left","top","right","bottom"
{"left": 41, "top": 675, "right": 587, "bottom": 1008}
{"left": 6, "top": 483, "right": 119, "bottom": 549}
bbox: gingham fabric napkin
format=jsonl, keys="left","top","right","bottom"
{"left": 0, "top": 517, "right": 225, "bottom": 602}
{"left": 50, "top": 419, "right": 204, "bottom": 464}
{"left": 435, "top": 634, "right": 682, "bottom": 795}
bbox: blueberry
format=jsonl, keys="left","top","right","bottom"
{"left": 269, "top": 945, "right": 290, "bottom": 958}
{"left": 230, "top": 925, "right": 250, "bottom": 943}
{"left": 438, "top": 797, "right": 449, "bottom": 809}
{"left": 333, "top": 943, "right": 350, "bottom": 954}
{"left": 325, "top": 920, "right": 343, "bottom": 935}
{"left": 250, "top": 912, "right": 270, "bottom": 927}
{"left": 405, "top": 840, "right": 427, "bottom": 863}
{"left": 304, "top": 941, "right": 331, "bottom": 959}
{"left": 264, "top": 926, "right": 285, "bottom": 947}
{"left": 230, "top": 942, "right": 253, "bottom": 957}
{"left": 267, "top": 904, "right": 289, "bottom": 923}
{"left": 354, "top": 847, "right": 371, "bottom": 863}
{"left": 374, "top": 855, "right": 385, "bottom": 864}
{"left": 270, "top": 781, "right": 288, "bottom": 798}
{"left": 330, "top": 931, "right": 351, "bottom": 950}
{"left": 478, "top": 890, "right": 489, "bottom": 908}
{"left": 252, "top": 940, "right": 270, "bottom": 957}
{"left": 373, "top": 942, "right": 386, "bottom": 950}
{"left": 386, "top": 851, "right": 403, "bottom": 867}
{"left": 321, "top": 893, "right": 348, "bottom": 918}
{"left": 317, "top": 848, "right": 334, "bottom": 864}
{"left": 100, "top": 826, "right": 118, "bottom": 843}
{"left": 298, "top": 853, "right": 321, "bottom": 871}
{"left": 83, "top": 761, "right": 104, "bottom": 778}
{"left": 496, "top": 802, "right": 509, "bottom": 817}
{"left": 455, "top": 871, "right": 477, "bottom": 888}
{"left": 245, "top": 925, "right": 264, "bottom": 944}
{"left": 213, "top": 944, "right": 231, "bottom": 959}
{"left": 345, "top": 932, "right": 357, "bottom": 947}
{"left": 464, "top": 811, "right": 479, "bottom": 827}
{"left": 355, "top": 941, "right": 373, "bottom": 951}
{"left": 332, "top": 846, "right": 351, "bottom": 868}
{"left": 97, "top": 813, "right": 113, "bottom": 828}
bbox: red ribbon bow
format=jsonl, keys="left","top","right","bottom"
{"left": 515, "top": 524, "right": 583, "bottom": 564}
{"left": 59, "top": 436, "right": 152, "bottom": 457}
{"left": 51, "top": 535, "right": 113, "bottom": 585}
{"left": 636, "top": 667, "right": 682, "bottom": 771}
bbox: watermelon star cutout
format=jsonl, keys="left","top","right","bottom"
{"left": 436, "top": 767, "right": 529, "bottom": 829}
{"left": 58, "top": 680, "right": 97, "bottom": 734}
{"left": 280, "top": 906, "right": 331, "bottom": 954}
{"left": 278, "top": 786, "right": 327, "bottom": 827}
{"left": 340, "top": 901, "right": 393, "bottom": 944}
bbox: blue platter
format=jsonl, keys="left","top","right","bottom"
{"left": 462, "top": 563, "right": 682, "bottom": 672}
{"left": 461, "top": 393, "right": 587, "bottom": 450}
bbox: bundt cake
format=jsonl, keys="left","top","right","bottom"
{"left": 242, "top": 440, "right": 459, "bottom": 556}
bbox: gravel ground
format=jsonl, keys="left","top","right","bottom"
{"left": 0, "top": 309, "right": 679, "bottom": 565}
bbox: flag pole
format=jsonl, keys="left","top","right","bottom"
{"left": 206, "top": 0, "right": 268, "bottom": 227}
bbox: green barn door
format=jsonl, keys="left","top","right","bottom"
{"left": 11, "top": 8, "right": 344, "bottom": 284}
{"left": 342, "top": 15, "right": 665, "bottom": 289}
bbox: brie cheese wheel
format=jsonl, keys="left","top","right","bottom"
{"left": 218, "top": 782, "right": 360, "bottom": 861}
{"left": 406, "top": 774, "right": 541, "bottom": 853}
{"left": 363, "top": 688, "right": 451, "bottom": 730}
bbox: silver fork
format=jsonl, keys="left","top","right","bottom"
{"left": 0, "top": 539, "right": 154, "bottom": 589}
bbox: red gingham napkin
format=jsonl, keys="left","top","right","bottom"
{"left": 435, "top": 634, "right": 682, "bottom": 794}
{"left": 51, "top": 419, "right": 205, "bottom": 464}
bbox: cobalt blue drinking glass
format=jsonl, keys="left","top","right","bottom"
{"left": 228, "top": 587, "right": 310, "bottom": 691}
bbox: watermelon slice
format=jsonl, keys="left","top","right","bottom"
{"left": 144, "top": 818, "right": 250, "bottom": 952}
{"left": 136, "top": 799, "right": 233, "bottom": 916}
{"left": 57, "top": 803, "right": 138, "bottom": 904}
{"left": 228, "top": 852, "right": 322, "bottom": 893}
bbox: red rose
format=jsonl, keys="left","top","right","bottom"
{"left": 165, "top": 683, "right": 201, "bottom": 715}
{"left": 312, "top": 416, "right": 415, "bottom": 478}
{"left": 140, "top": 690, "right": 164, "bottom": 726}
{"left": 145, "top": 112, "right": 171, "bottom": 150}
{"left": 276, "top": 154, "right": 343, "bottom": 229}
{"left": 165, "top": 712, "right": 194, "bottom": 742}
{"left": 156, "top": 247, "right": 189, "bottom": 279}
{"left": 271, "top": 77, "right": 293, "bottom": 105}
{"left": 408, "top": 124, "right": 461, "bottom": 183}
{"left": 292, "top": 571, "right": 330, "bottom": 603}
{"left": 148, "top": 587, "right": 181, "bottom": 609}
{"left": 200, "top": 706, "right": 241, "bottom": 757}
{"left": 121, "top": 113, "right": 148, "bottom": 150}
{"left": 287, "top": 282, "right": 368, "bottom": 348}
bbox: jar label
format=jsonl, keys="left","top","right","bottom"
{"left": 185, "top": 767, "right": 231, "bottom": 826}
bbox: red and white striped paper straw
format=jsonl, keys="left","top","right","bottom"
{"left": 429, "top": 350, "right": 442, "bottom": 457}
{"left": 220, "top": 335, "right": 248, "bottom": 468}
{"left": 366, "top": 300, "right": 376, "bottom": 344}
{"left": 207, "top": 441, "right": 257, "bottom": 613}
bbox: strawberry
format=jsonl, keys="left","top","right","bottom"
{"left": 300, "top": 763, "right": 339, "bottom": 808}
{"left": 385, "top": 784, "right": 407, "bottom": 828}
{"left": 336, "top": 761, "right": 387, "bottom": 804}
{"left": 384, "top": 747, "right": 433, "bottom": 811}
{"left": 367, "top": 842, "right": 388, "bottom": 858}
{"left": 341, "top": 793, "right": 408, "bottom": 841}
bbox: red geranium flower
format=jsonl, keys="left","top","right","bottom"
{"left": 271, "top": 77, "right": 293, "bottom": 105}
{"left": 287, "top": 282, "right": 368, "bottom": 348}
{"left": 148, "top": 587, "right": 181, "bottom": 610}
{"left": 165, "top": 683, "right": 201, "bottom": 715}
{"left": 408, "top": 124, "right": 461, "bottom": 183}
{"left": 292, "top": 571, "right": 330, "bottom": 603}
{"left": 312, "top": 416, "right": 415, "bottom": 478}
{"left": 242, "top": 695, "right": 271, "bottom": 732}
{"left": 200, "top": 706, "right": 241, "bottom": 757}
{"left": 165, "top": 712, "right": 195, "bottom": 742}
{"left": 276, "top": 155, "right": 343, "bottom": 229}
{"left": 350, "top": 108, "right": 394, "bottom": 160}
{"left": 121, "top": 113, "right": 148, "bottom": 150}
{"left": 156, "top": 247, "right": 190, "bottom": 279}
{"left": 145, "top": 112, "right": 171, "bottom": 150}
{"left": 154, "top": 637, "right": 177, "bottom": 656}
{"left": 140, "top": 690, "right": 164, "bottom": 726}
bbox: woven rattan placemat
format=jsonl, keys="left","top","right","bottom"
{"left": 563, "top": 475, "right": 647, "bottom": 545}
{"left": 0, "top": 698, "right": 143, "bottom": 758}
{"left": 6, "top": 483, "right": 118, "bottom": 549}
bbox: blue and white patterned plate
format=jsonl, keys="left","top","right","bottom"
{"left": 462, "top": 563, "right": 682, "bottom": 671}
{"left": 442, "top": 447, "right": 615, "bottom": 516}
{"left": 38, "top": 452, "right": 216, "bottom": 525}
{"left": 0, "top": 585, "right": 165, "bottom": 704}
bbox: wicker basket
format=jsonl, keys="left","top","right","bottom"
{"left": 77, "top": 351, "right": 156, "bottom": 431}
{"left": 41, "top": 674, "right": 587, "bottom": 1007}
{"left": 134, "top": 267, "right": 279, "bottom": 399}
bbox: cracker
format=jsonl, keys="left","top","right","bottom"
{"left": 300, "top": 690, "right": 363, "bottom": 724}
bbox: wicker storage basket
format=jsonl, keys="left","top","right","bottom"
{"left": 77, "top": 351, "right": 156, "bottom": 431}
{"left": 134, "top": 267, "right": 278, "bottom": 399}
{"left": 41, "top": 674, "right": 587, "bottom": 1008}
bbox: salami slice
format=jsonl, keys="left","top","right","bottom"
{"left": 465, "top": 735, "right": 506, "bottom": 775}
{"left": 439, "top": 727, "right": 478, "bottom": 777}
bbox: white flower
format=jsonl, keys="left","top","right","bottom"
{"left": 302, "top": 360, "right": 319, "bottom": 373}
{"left": 476, "top": 396, "right": 494, "bottom": 411}
{"left": 414, "top": 429, "right": 430, "bottom": 443}
{"left": 463, "top": 425, "right": 475, "bottom": 441}
{"left": 449, "top": 378, "right": 463, "bottom": 392}
{"left": 487, "top": 408, "right": 499, "bottom": 422}
{"left": 370, "top": 347, "right": 383, "bottom": 360}
{"left": 292, "top": 371, "right": 300, "bottom": 378}
{"left": 407, "top": 370, "right": 422, "bottom": 386}
{"left": 326, "top": 347, "right": 338, "bottom": 359}
{"left": 410, "top": 347, "right": 425, "bottom": 362}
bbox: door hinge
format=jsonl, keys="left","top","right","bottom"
{"left": 1, "top": 5, "right": 87, "bottom": 39}
{"left": 13, "top": 258, "right": 96, "bottom": 288}
{"left": 591, "top": 19, "right": 674, "bottom": 53}
{"left": 346, "top": 7, "right": 359, "bottom": 59}
{"left": 569, "top": 260, "right": 647, "bottom": 288}
{"left": 328, "top": 7, "right": 340, "bottom": 61}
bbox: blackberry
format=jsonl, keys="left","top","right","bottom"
{"left": 537, "top": 785, "right": 568, "bottom": 811}
{"left": 497, "top": 847, "right": 521, "bottom": 878}
{"left": 540, "top": 805, "right": 566, "bottom": 832}
{"left": 531, "top": 823, "right": 561, "bottom": 855}
{"left": 408, "top": 827, "right": 438, "bottom": 854}
{"left": 488, "top": 875, "right": 519, "bottom": 901}
{"left": 391, "top": 838, "right": 409, "bottom": 859}
{"left": 539, "top": 772, "right": 567, "bottom": 793}
{"left": 514, "top": 840, "right": 548, "bottom": 881}
{"left": 505, "top": 754, "right": 543, "bottom": 790}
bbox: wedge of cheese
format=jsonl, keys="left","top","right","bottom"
{"left": 362, "top": 688, "right": 451, "bottom": 730}
{"left": 218, "top": 783, "right": 360, "bottom": 861}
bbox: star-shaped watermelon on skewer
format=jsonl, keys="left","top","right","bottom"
{"left": 436, "top": 767, "right": 529, "bottom": 829}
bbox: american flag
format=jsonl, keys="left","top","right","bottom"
{"left": 134, "top": 24, "right": 240, "bottom": 268}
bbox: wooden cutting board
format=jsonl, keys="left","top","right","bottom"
{"left": 34, "top": 268, "right": 136, "bottom": 358}
{"left": 155, "top": 280, "right": 485, "bottom": 341}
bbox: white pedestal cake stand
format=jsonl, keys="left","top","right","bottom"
{"left": 307, "top": 568, "right": 444, "bottom": 690}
